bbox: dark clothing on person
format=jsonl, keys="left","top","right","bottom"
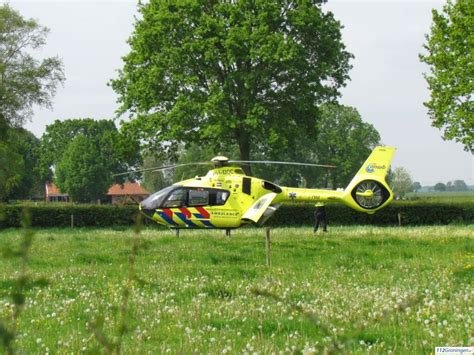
{"left": 314, "top": 206, "right": 328, "bottom": 232}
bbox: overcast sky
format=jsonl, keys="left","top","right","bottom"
{"left": 5, "top": 0, "right": 474, "bottom": 186}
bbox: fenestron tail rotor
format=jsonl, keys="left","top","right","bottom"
{"left": 352, "top": 180, "right": 390, "bottom": 209}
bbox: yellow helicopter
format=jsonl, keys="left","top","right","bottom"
{"left": 117, "top": 146, "right": 395, "bottom": 231}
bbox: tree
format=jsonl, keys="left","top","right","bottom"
{"left": 142, "top": 143, "right": 234, "bottom": 193}
{"left": 38, "top": 119, "right": 140, "bottom": 182}
{"left": 0, "top": 135, "right": 24, "bottom": 201}
{"left": 4, "top": 128, "right": 43, "bottom": 199}
{"left": 39, "top": 119, "right": 141, "bottom": 202}
{"left": 446, "top": 181, "right": 453, "bottom": 191}
{"left": 112, "top": 0, "right": 352, "bottom": 170}
{"left": 390, "top": 167, "right": 413, "bottom": 198}
{"left": 0, "top": 5, "right": 63, "bottom": 199}
{"left": 55, "top": 135, "right": 112, "bottom": 202}
{"left": 141, "top": 154, "right": 172, "bottom": 194}
{"left": 0, "top": 128, "right": 43, "bottom": 201}
{"left": 434, "top": 182, "right": 447, "bottom": 192}
{"left": 172, "top": 144, "right": 222, "bottom": 182}
{"left": 0, "top": 4, "right": 64, "bottom": 130}
{"left": 453, "top": 179, "right": 468, "bottom": 191}
{"left": 412, "top": 181, "right": 422, "bottom": 192}
{"left": 253, "top": 104, "right": 380, "bottom": 188}
{"left": 310, "top": 104, "right": 380, "bottom": 188}
{"left": 420, "top": 0, "right": 473, "bottom": 153}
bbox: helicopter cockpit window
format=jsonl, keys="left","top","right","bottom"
{"left": 162, "top": 188, "right": 186, "bottom": 208}
{"left": 140, "top": 186, "right": 175, "bottom": 210}
{"left": 188, "top": 188, "right": 209, "bottom": 206}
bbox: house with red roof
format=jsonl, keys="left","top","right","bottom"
{"left": 45, "top": 182, "right": 149, "bottom": 204}
{"left": 107, "top": 182, "right": 150, "bottom": 204}
{"left": 45, "top": 182, "right": 70, "bottom": 202}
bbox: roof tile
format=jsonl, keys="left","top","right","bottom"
{"left": 107, "top": 182, "right": 149, "bottom": 196}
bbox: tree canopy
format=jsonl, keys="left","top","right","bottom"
{"left": 0, "top": 4, "right": 64, "bottom": 130}
{"left": 148, "top": 104, "right": 380, "bottom": 189}
{"left": 0, "top": 4, "right": 63, "bottom": 200}
{"left": 39, "top": 118, "right": 140, "bottom": 182}
{"left": 420, "top": 0, "right": 473, "bottom": 152}
{"left": 112, "top": 0, "right": 352, "bottom": 168}
{"left": 412, "top": 181, "right": 422, "bottom": 192}
{"left": 39, "top": 119, "right": 141, "bottom": 201}
{"left": 0, "top": 128, "right": 42, "bottom": 201}
{"left": 5, "top": 128, "right": 42, "bottom": 199}
{"left": 0, "top": 132, "right": 24, "bottom": 201}
{"left": 309, "top": 104, "right": 380, "bottom": 188}
{"left": 253, "top": 104, "right": 380, "bottom": 188}
{"left": 390, "top": 167, "right": 414, "bottom": 198}
{"left": 55, "top": 135, "right": 112, "bottom": 203}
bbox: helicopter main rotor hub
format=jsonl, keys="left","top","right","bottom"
{"left": 211, "top": 156, "right": 229, "bottom": 167}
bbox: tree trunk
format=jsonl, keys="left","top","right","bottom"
{"left": 237, "top": 131, "right": 252, "bottom": 176}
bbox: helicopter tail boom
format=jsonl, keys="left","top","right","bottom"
{"left": 276, "top": 146, "right": 395, "bottom": 214}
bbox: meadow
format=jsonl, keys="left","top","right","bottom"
{"left": 0, "top": 225, "right": 472, "bottom": 354}
{"left": 405, "top": 190, "right": 474, "bottom": 203}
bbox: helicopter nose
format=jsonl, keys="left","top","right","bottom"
{"left": 141, "top": 208, "right": 156, "bottom": 219}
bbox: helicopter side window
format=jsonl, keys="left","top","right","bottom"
{"left": 215, "top": 190, "right": 229, "bottom": 205}
{"left": 188, "top": 188, "right": 209, "bottom": 206}
{"left": 162, "top": 188, "right": 186, "bottom": 208}
{"left": 207, "top": 189, "right": 230, "bottom": 206}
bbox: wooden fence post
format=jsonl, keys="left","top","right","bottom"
{"left": 398, "top": 213, "right": 402, "bottom": 227}
{"left": 71, "top": 214, "right": 74, "bottom": 228}
{"left": 265, "top": 227, "right": 271, "bottom": 267}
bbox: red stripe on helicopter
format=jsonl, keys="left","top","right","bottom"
{"left": 195, "top": 207, "right": 210, "bottom": 219}
{"left": 162, "top": 208, "right": 173, "bottom": 218}
{"left": 179, "top": 207, "right": 192, "bottom": 218}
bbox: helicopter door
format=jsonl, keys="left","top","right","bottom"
{"left": 184, "top": 188, "right": 212, "bottom": 227}
{"left": 187, "top": 188, "right": 238, "bottom": 228}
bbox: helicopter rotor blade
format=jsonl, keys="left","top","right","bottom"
{"left": 228, "top": 160, "right": 337, "bottom": 168}
{"left": 113, "top": 162, "right": 212, "bottom": 177}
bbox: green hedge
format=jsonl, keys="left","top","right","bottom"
{"left": 0, "top": 205, "right": 139, "bottom": 228}
{"left": 0, "top": 201, "right": 472, "bottom": 229}
{"left": 267, "top": 202, "right": 474, "bottom": 227}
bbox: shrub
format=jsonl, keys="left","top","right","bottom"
{"left": 268, "top": 201, "right": 474, "bottom": 227}
{"left": 0, "top": 201, "right": 472, "bottom": 229}
{"left": 0, "top": 205, "right": 138, "bottom": 228}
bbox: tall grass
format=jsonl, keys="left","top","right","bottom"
{"left": 0, "top": 209, "right": 40, "bottom": 354}
{"left": 0, "top": 225, "right": 472, "bottom": 353}
{"left": 88, "top": 214, "right": 144, "bottom": 354}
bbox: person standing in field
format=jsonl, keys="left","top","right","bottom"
{"left": 314, "top": 202, "right": 328, "bottom": 233}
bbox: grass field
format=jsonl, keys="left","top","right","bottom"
{"left": 0, "top": 225, "right": 473, "bottom": 354}
{"left": 405, "top": 190, "right": 474, "bottom": 203}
